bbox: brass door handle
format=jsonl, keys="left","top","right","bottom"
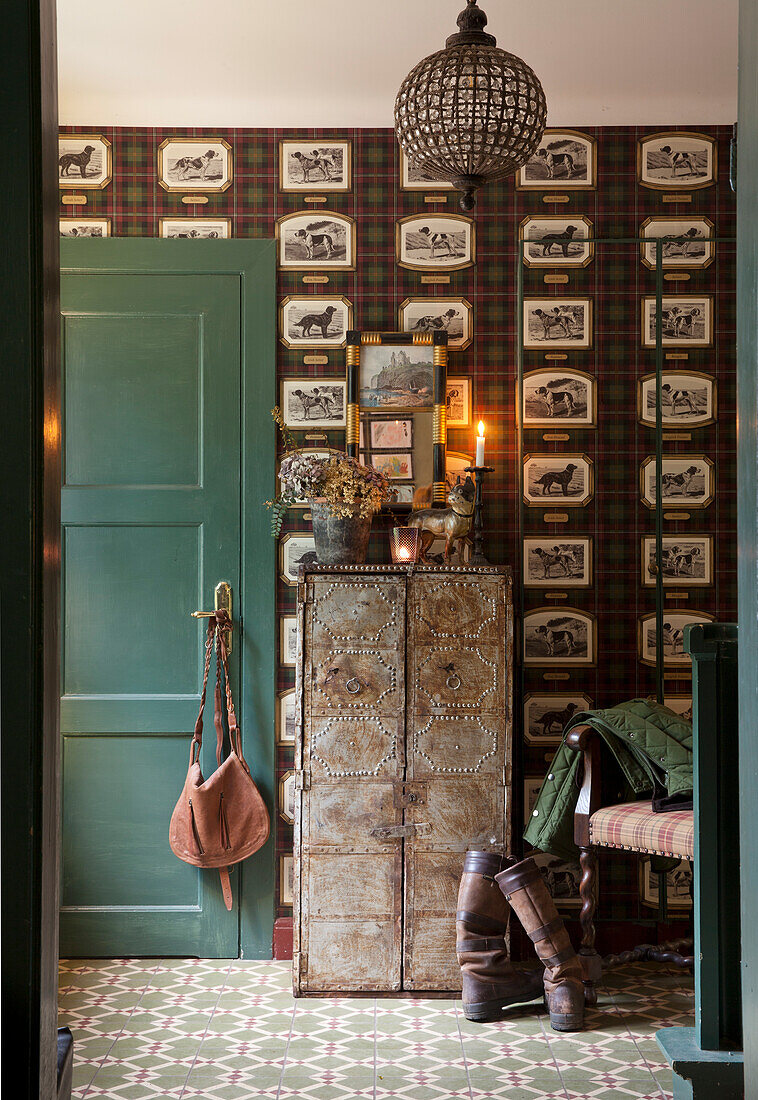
{"left": 192, "top": 581, "right": 233, "bottom": 653}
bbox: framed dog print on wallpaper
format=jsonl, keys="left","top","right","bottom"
{"left": 280, "top": 616, "right": 298, "bottom": 667}
{"left": 279, "top": 770, "right": 296, "bottom": 825}
{"left": 279, "top": 296, "right": 353, "bottom": 349}
{"left": 641, "top": 296, "right": 713, "bottom": 348}
{"left": 516, "top": 129, "right": 597, "bottom": 190}
{"left": 524, "top": 693, "right": 593, "bottom": 746}
{"left": 637, "top": 131, "right": 717, "bottom": 191}
{"left": 59, "top": 218, "right": 110, "bottom": 237}
{"left": 519, "top": 216, "right": 594, "bottom": 268}
{"left": 638, "top": 611, "right": 715, "bottom": 667}
{"left": 523, "top": 454, "right": 594, "bottom": 507}
{"left": 279, "top": 534, "right": 317, "bottom": 586}
{"left": 399, "top": 297, "right": 473, "bottom": 351}
{"left": 396, "top": 215, "right": 475, "bottom": 272}
{"left": 523, "top": 299, "right": 593, "bottom": 350}
{"left": 280, "top": 379, "right": 346, "bottom": 429}
{"left": 523, "top": 369, "right": 596, "bottom": 428}
{"left": 157, "top": 138, "right": 232, "bottom": 193}
{"left": 159, "top": 218, "right": 231, "bottom": 239}
{"left": 446, "top": 378, "right": 472, "bottom": 427}
{"left": 58, "top": 134, "right": 112, "bottom": 188}
{"left": 523, "top": 537, "right": 593, "bottom": 588}
{"left": 399, "top": 148, "right": 455, "bottom": 191}
{"left": 639, "top": 858, "right": 692, "bottom": 910}
{"left": 640, "top": 217, "right": 715, "bottom": 269}
{"left": 641, "top": 536, "right": 713, "bottom": 588}
{"left": 279, "top": 140, "right": 351, "bottom": 192}
{"left": 523, "top": 607, "right": 596, "bottom": 667}
{"left": 638, "top": 371, "right": 716, "bottom": 429}
{"left": 640, "top": 456, "right": 714, "bottom": 509}
{"left": 276, "top": 212, "right": 356, "bottom": 271}
{"left": 276, "top": 689, "right": 297, "bottom": 746}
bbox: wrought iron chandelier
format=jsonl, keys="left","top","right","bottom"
{"left": 394, "top": 0, "right": 547, "bottom": 211}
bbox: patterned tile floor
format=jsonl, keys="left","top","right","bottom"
{"left": 59, "top": 958, "right": 692, "bottom": 1100}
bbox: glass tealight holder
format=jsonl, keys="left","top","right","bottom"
{"left": 389, "top": 526, "right": 421, "bottom": 565}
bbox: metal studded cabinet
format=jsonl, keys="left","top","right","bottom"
{"left": 292, "top": 565, "right": 513, "bottom": 995}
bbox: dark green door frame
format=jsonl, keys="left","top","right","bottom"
{"left": 61, "top": 239, "right": 277, "bottom": 957}
{"left": 737, "top": 1, "right": 758, "bottom": 1094}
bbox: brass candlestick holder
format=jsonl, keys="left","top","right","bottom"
{"left": 464, "top": 465, "right": 494, "bottom": 565}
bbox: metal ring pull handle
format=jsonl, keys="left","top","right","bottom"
{"left": 345, "top": 677, "right": 362, "bottom": 695}
{"left": 446, "top": 673, "right": 462, "bottom": 691}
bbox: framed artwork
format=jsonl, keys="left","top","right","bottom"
{"left": 638, "top": 371, "right": 716, "bottom": 429}
{"left": 641, "top": 536, "right": 713, "bottom": 588}
{"left": 359, "top": 341, "right": 435, "bottom": 410}
{"left": 641, "top": 295, "right": 713, "bottom": 348}
{"left": 638, "top": 131, "right": 717, "bottom": 191}
{"left": 279, "top": 140, "right": 351, "bottom": 192}
{"left": 533, "top": 853, "right": 582, "bottom": 910}
{"left": 523, "top": 607, "right": 597, "bottom": 667}
{"left": 279, "top": 296, "right": 353, "bottom": 350}
{"left": 158, "top": 218, "right": 231, "bottom": 239}
{"left": 523, "top": 299, "right": 593, "bottom": 350}
{"left": 524, "top": 778, "right": 543, "bottom": 825}
{"left": 398, "top": 297, "right": 472, "bottom": 351}
{"left": 425, "top": 536, "right": 471, "bottom": 565}
{"left": 640, "top": 455, "right": 714, "bottom": 510}
{"left": 446, "top": 451, "right": 473, "bottom": 492}
{"left": 523, "top": 537, "right": 593, "bottom": 588}
{"left": 391, "top": 484, "right": 416, "bottom": 505}
{"left": 663, "top": 696, "right": 692, "bottom": 719}
{"left": 638, "top": 611, "right": 715, "bottom": 666}
{"left": 280, "top": 616, "right": 298, "bottom": 667}
{"left": 59, "top": 217, "right": 110, "bottom": 237}
{"left": 640, "top": 216, "right": 714, "bottom": 269}
{"left": 523, "top": 454, "right": 594, "bottom": 507}
{"left": 279, "top": 770, "right": 296, "bottom": 825}
{"left": 446, "top": 378, "right": 472, "bottom": 427}
{"left": 279, "top": 534, "right": 317, "bottom": 586}
{"left": 524, "top": 693, "right": 593, "bottom": 746}
{"left": 396, "top": 214, "right": 475, "bottom": 272}
{"left": 280, "top": 379, "right": 346, "bottom": 429}
{"left": 277, "top": 689, "right": 297, "bottom": 745}
{"left": 639, "top": 857, "right": 692, "bottom": 910}
{"left": 523, "top": 369, "right": 596, "bottom": 428}
{"left": 371, "top": 452, "right": 413, "bottom": 480}
{"left": 279, "top": 854, "right": 294, "bottom": 907}
{"left": 157, "top": 138, "right": 232, "bottom": 193}
{"left": 519, "top": 215, "right": 594, "bottom": 268}
{"left": 58, "top": 133, "right": 112, "bottom": 188}
{"left": 276, "top": 211, "right": 356, "bottom": 271}
{"left": 369, "top": 418, "right": 413, "bottom": 450}
{"left": 516, "top": 129, "right": 596, "bottom": 190}
{"left": 399, "top": 148, "right": 455, "bottom": 191}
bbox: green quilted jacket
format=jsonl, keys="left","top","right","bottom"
{"left": 523, "top": 699, "right": 693, "bottom": 862}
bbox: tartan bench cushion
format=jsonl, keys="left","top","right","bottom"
{"left": 589, "top": 800, "right": 694, "bottom": 859}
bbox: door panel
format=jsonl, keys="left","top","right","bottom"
{"left": 60, "top": 271, "right": 242, "bottom": 957}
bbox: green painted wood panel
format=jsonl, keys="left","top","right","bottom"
{"left": 60, "top": 258, "right": 248, "bottom": 957}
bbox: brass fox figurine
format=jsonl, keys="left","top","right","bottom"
{"left": 408, "top": 476, "right": 475, "bottom": 563}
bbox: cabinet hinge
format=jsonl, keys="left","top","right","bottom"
{"left": 295, "top": 770, "right": 311, "bottom": 791}
{"left": 294, "top": 951, "right": 308, "bottom": 975}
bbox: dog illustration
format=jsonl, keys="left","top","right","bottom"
{"left": 661, "top": 465, "right": 700, "bottom": 497}
{"left": 418, "top": 226, "right": 455, "bottom": 259}
{"left": 533, "top": 307, "right": 573, "bottom": 340}
{"left": 532, "top": 547, "right": 575, "bottom": 578}
{"left": 661, "top": 383, "right": 699, "bottom": 416}
{"left": 661, "top": 227, "right": 703, "bottom": 257}
{"left": 669, "top": 546, "right": 702, "bottom": 576}
{"left": 536, "top": 702, "right": 579, "bottom": 737}
{"left": 535, "top": 624, "right": 576, "bottom": 656}
{"left": 411, "top": 309, "right": 458, "bottom": 332}
{"left": 294, "top": 306, "right": 338, "bottom": 339}
{"left": 291, "top": 150, "right": 333, "bottom": 182}
{"left": 292, "top": 387, "right": 336, "bottom": 420}
{"left": 173, "top": 150, "right": 219, "bottom": 181}
{"left": 535, "top": 386, "right": 577, "bottom": 417}
{"left": 293, "top": 227, "right": 335, "bottom": 260}
{"left": 534, "top": 225, "right": 579, "bottom": 257}
{"left": 536, "top": 147, "right": 576, "bottom": 179}
{"left": 59, "top": 145, "right": 95, "bottom": 178}
{"left": 658, "top": 145, "right": 699, "bottom": 177}
{"left": 533, "top": 463, "right": 578, "bottom": 496}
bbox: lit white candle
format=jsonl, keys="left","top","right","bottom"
{"left": 475, "top": 420, "right": 485, "bottom": 467}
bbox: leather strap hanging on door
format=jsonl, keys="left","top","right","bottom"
{"left": 169, "top": 611, "right": 270, "bottom": 910}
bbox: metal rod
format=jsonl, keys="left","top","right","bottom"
{"left": 655, "top": 238, "right": 665, "bottom": 705}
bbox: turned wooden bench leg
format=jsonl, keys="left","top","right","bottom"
{"left": 578, "top": 846, "right": 602, "bottom": 1006}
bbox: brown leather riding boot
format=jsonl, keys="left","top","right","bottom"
{"left": 495, "top": 856, "right": 585, "bottom": 1032}
{"left": 457, "top": 850, "right": 544, "bottom": 1022}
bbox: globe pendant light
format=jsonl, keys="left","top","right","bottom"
{"left": 394, "top": 0, "right": 547, "bottom": 211}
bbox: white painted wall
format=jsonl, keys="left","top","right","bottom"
{"left": 57, "top": 0, "right": 738, "bottom": 127}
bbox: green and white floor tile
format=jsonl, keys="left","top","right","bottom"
{"left": 59, "top": 958, "right": 690, "bottom": 1099}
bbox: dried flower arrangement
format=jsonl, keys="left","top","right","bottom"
{"left": 267, "top": 408, "right": 391, "bottom": 537}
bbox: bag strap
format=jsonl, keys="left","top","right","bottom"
{"left": 190, "top": 619, "right": 216, "bottom": 766}
{"left": 216, "top": 611, "right": 250, "bottom": 775}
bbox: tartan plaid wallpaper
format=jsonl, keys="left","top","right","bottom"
{"left": 60, "top": 125, "right": 736, "bottom": 931}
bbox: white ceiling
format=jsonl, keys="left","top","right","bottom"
{"left": 57, "top": 0, "right": 738, "bottom": 128}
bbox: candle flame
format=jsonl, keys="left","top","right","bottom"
{"left": 478, "top": 420, "right": 485, "bottom": 437}
{"left": 397, "top": 547, "right": 410, "bottom": 560}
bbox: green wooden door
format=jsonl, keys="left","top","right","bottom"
{"left": 59, "top": 240, "right": 275, "bottom": 957}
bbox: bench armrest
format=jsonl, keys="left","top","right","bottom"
{"left": 566, "top": 724, "right": 602, "bottom": 847}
